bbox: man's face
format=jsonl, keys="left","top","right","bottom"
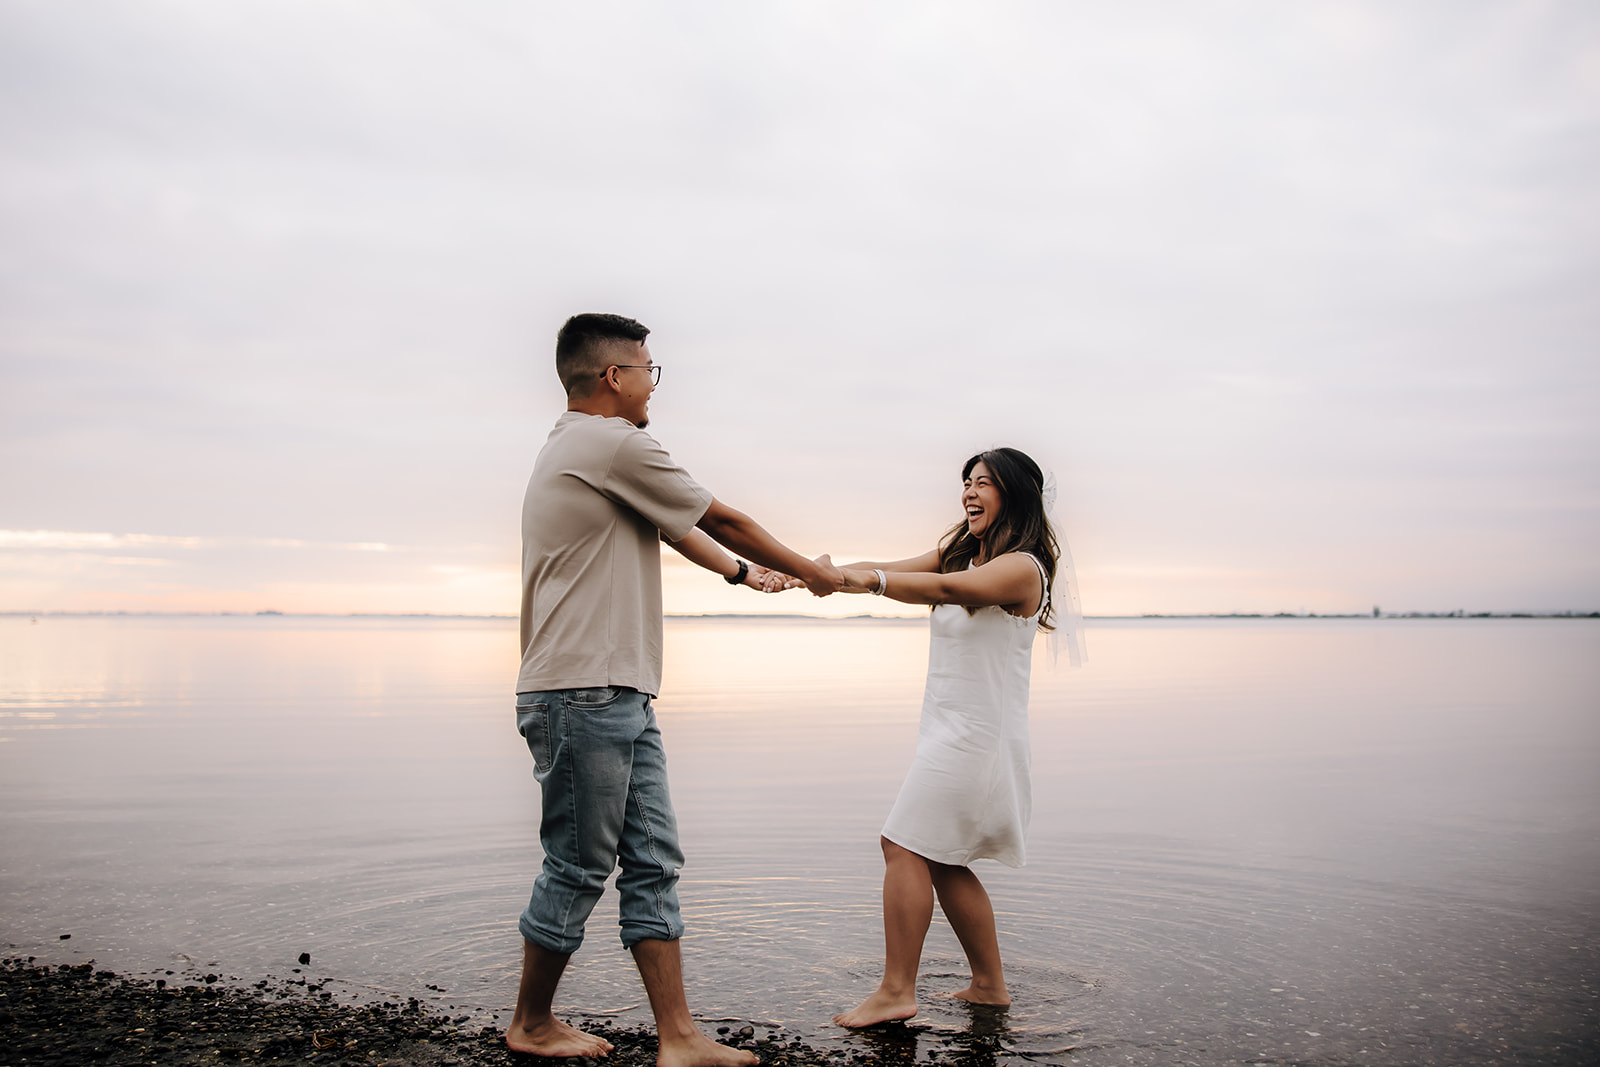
{"left": 611, "top": 341, "right": 656, "bottom": 429}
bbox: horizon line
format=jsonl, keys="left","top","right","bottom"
{"left": 2, "top": 610, "right": 1596, "bottom": 621}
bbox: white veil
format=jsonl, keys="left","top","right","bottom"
{"left": 1041, "top": 472, "right": 1086, "bottom": 668}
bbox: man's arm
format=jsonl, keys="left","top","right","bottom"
{"left": 664, "top": 528, "right": 798, "bottom": 590}
{"left": 691, "top": 498, "right": 843, "bottom": 595}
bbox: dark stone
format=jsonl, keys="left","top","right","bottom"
{"left": 0, "top": 955, "right": 895, "bottom": 1067}
{"left": 298, "top": 952, "right": 311, "bottom": 965}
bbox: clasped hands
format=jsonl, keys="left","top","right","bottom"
{"left": 743, "top": 555, "right": 874, "bottom": 597}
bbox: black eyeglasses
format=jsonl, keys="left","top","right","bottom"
{"left": 612, "top": 365, "right": 661, "bottom": 386}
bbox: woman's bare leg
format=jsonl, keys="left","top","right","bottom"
{"left": 929, "top": 863, "right": 1010, "bottom": 1006}
{"left": 832, "top": 838, "right": 934, "bottom": 1027}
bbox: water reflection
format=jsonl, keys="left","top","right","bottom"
{"left": 837, "top": 998, "right": 1081, "bottom": 1067}
{"left": 0, "top": 615, "right": 1596, "bottom": 1066}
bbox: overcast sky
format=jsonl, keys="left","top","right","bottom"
{"left": 2, "top": 1, "right": 1596, "bottom": 616}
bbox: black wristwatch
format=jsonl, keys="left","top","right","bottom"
{"left": 726, "top": 560, "right": 749, "bottom": 585}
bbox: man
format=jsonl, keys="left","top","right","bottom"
{"left": 508, "top": 313, "right": 840, "bottom": 1065}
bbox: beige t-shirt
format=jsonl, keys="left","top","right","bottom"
{"left": 517, "top": 411, "right": 713, "bottom": 697}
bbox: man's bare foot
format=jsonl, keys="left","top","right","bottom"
{"left": 950, "top": 984, "right": 1010, "bottom": 1008}
{"left": 656, "top": 1030, "right": 758, "bottom": 1067}
{"left": 832, "top": 988, "right": 918, "bottom": 1028}
{"left": 505, "top": 1013, "right": 615, "bottom": 1057}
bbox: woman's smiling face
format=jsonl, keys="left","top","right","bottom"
{"left": 962, "top": 461, "right": 1004, "bottom": 540}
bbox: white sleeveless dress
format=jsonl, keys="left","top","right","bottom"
{"left": 880, "top": 554, "right": 1047, "bottom": 868}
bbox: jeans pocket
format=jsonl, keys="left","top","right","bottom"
{"left": 567, "top": 686, "right": 622, "bottom": 707}
{"left": 516, "top": 701, "right": 553, "bottom": 773}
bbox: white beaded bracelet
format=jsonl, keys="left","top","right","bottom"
{"left": 872, "top": 569, "right": 888, "bottom": 596}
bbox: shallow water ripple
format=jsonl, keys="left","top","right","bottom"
{"left": 1, "top": 615, "right": 1596, "bottom": 1065}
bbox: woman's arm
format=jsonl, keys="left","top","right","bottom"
{"left": 840, "top": 548, "right": 942, "bottom": 573}
{"left": 839, "top": 552, "right": 1042, "bottom": 615}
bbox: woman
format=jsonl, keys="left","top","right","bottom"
{"left": 831, "top": 447, "right": 1080, "bottom": 1028}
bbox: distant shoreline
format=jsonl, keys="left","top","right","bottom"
{"left": 3, "top": 610, "right": 1595, "bottom": 621}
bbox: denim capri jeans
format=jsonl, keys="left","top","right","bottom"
{"left": 516, "top": 686, "right": 685, "bottom": 952}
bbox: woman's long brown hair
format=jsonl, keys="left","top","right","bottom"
{"left": 936, "top": 447, "right": 1059, "bottom": 631}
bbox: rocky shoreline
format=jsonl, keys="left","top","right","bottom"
{"left": 0, "top": 956, "right": 969, "bottom": 1067}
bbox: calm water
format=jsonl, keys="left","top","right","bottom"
{"left": 1, "top": 615, "right": 1596, "bottom": 1065}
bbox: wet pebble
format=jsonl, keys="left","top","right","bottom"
{"left": 0, "top": 955, "right": 919, "bottom": 1066}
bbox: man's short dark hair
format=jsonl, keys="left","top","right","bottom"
{"left": 556, "top": 313, "right": 650, "bottom": 398}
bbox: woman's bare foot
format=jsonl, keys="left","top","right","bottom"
{"left": 950, "top": 983, "right": 1010, "bottom": 1008}
{"left": 832, "top": 988, "right": 918, "bottom": 1028}
{"left": 656, "top": 1030, "right": 759, "bottom": 1067}
{"left": 505, "top": 1013, "right": 615, "bottom": 1057}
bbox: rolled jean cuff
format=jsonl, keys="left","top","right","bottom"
{"left": 518, "top": 912, "right": 584, "bottom": 956}
{"left": 618, "top": 916, "right": 684, "bottom": 948}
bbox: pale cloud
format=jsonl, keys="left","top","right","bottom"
{"left": 0, "top": 551, "right": 178, "bottom": 573}
{"left": 0, "top": 530, "right": 395, "bottom": 552}
{"left": 0, "top": 531, "right": 209, "bottom": 550}
{"left": 0, "top": 528, "right": 503, "bottom": 614}
{"left": 248, "top": 539, "right": 394, "bottom": 553}
{"left": 1, "top": 2, "right": 1596, "bottom": 615}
